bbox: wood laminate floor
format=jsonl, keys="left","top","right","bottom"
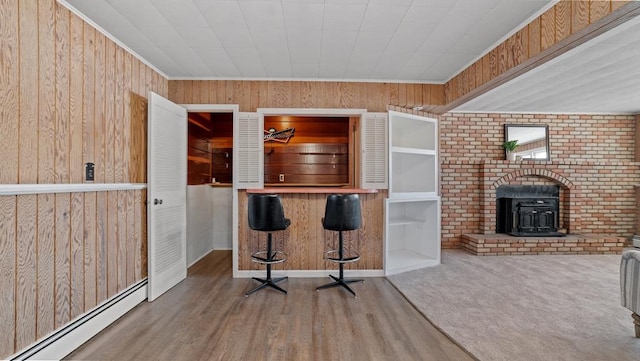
{"left": 65, "top": 251, "right": 474, "bottom": 361}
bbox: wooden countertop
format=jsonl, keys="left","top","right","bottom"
{"left": 246, "top": 188, "right": 378, "bottom": 194}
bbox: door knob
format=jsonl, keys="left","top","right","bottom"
{"left": 154, "top": 198, "right": 163, "bottom": 205}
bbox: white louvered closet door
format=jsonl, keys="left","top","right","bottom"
{"left": 234, "top": 112, "right": 264, "bottom": 189}
{"left": 147, "top": 92, "right": 187, "bottom": 302}
{"left": 361, "top": 112, "right": 388, "bottom": 189}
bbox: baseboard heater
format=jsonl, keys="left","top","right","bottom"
{"left": 10, "top": 279, "right": 148, "bottom": 361}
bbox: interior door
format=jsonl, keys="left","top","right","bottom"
{"left": 147, "top": 92, "right": 187, "bottom": 301}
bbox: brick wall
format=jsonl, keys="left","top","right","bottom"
{"left": 440, "top": 113, "right": 639, "bottom": 249}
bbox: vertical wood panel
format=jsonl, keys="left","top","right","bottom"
{"left": 183, "top": 80, "right": 193, "bottom": 104}
{"left": 146, "top": 65, "right": 154, "bottom": 101}
{"left": 18, "top": 0, "right": 38, "bottom": 184}
{"left": 104, "top": 41, "right": 115, "bottom": 183}
{"left": 16, "top": 195, "right": 36, "bottom": 350}
{"left": 481, "top": 55, "right": 491, "bottom": 86}
{"left": 140, "top": 189, "right": 148, "bottom": 278}
{"left": 134, "top": 191, "right": 143, "bottom": 281}
{"left": 114, "top": 48, "right": 125, "bottom": 183}
{"left": 96, "top": 192, "right": 108, "bottom": 303}
{"left": 107, "top": 192, "right": 117, "bottom": 297}
{"left": 123, "top": 52, "right": 132, "bottom": 183}
{"left": 36, "top": 193, "right": 55, "bottom": 338}
{"left": 398, "top": 83, "right": 408, "bottom": 106}
{"left": 70, "top": 193, "right": 84, "bottom": 319}
{"left": 169, "top": 80, "right": 184, "bottom": 104}
{"left": 38, "top": 0, "right": 56, "bottom": 184}
{"left": 55, "top": 193, "right": 71, "bottom": 328}
{"left": 572, "top": 1, "right": 591, "bottom": 34}
{"left": 236, "top": 81, "right": 251, "bottom": 112}
{"left": 84, "top": 192, "right": 97, "bottom": 311}
{"left": 404, "top": 84, "right": 415, "bottom": 109}
{"left": 131, "top": 58, "right": 140, "bottom": 98}
{"left": 511, "top": 28, "right": 528, "bottom": 68}
{"left": 117, "top": 191, "right": 127, "bottom": 292}
{"left": 489, "top": 49, "right": 498, "bottom": 79}
{"left": 94, "top": 33, "right": 106, "bottom": 183}
{"left": 83, "top": 24, "right": 95, "bottom": 179}
{"left": 389, "top": 83, "right": 399, "bottom": 106}
{"left": 208, "top": 80, "right": 219, "bottom": 104}
{"left": 0, "top": 0, "right": 19, "bottom": 184}
{"left": 291, "top": 81, "right": 302, "bottom": 109}
{"left": 69, "top": 15, "right": 84, "bottom": 183}
{"left": 555, "top": 1, "right": 572, "bottom": 42}
{"left": 590, "top": 0, "right": 611, "bottom": 23}
{"left": 497, "top": 43, "right": 507, "bottom": 75}
{"left": 431, "top": 84, "right": 444, "bottom": 105}
{"left": 299, "top": 81, "right": 314, "bottom": 108}
{"left": 130, "top": 93, "right": 147, "bottom": 184}
{"left": 0, "top": 196, "right": 16, "bottom": 356}
{"left": 473, "top": 63, "right": 483, "bottom": 94}
{"left": 55, "top": 6, "right": 70, "bottom": 184}
{"left": 540, "top": 7, "right": 556, "bottom": 52}
{"left": 528, "top": 17, "right": 542, "bottom": 58}
{"left": 199, "top": 80, "right": 209, "bottom": 104}
{"left": 126, "top": 191, "right": 135, "bottom": 284}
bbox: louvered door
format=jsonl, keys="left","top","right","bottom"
{"left": 361, "top": 112, "right": 388, "bottom": 189}
{"left": 234, "top": 112, "right": 263, "bottom": 189}
{"left": 147, "top": 92, "right": 187, "bottom": 301}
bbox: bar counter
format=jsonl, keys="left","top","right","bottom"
{"left": 246, "top": 187, "right": 378, "bottom": 194}
{"left": 238, "top": 188, "right": 386, "bottom": 273}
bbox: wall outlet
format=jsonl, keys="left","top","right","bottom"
{"left": 279, "top": 174, "right": 285, "bottom": 182}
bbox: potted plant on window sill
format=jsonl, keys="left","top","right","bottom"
{"left": 503, "top": 140, "right": 519, "bottom": 161}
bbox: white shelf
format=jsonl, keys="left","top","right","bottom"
{"left": 389, "top": 216, "right": 424, "bottom": 226}
{"left": 390, "top": 146, "right": 436, "bottom": 155}
{"left": 386, "top": 249, "right": 440, "bottom": 275}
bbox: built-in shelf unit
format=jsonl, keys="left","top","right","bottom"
{"left": 385, "top": 111, "right": 441, "bottom": 275}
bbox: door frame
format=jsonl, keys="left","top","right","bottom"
{"left": 182, "top": 104, "right": 239, "bottom": 273}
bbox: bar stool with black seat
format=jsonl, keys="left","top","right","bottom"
{"left": 316, "top": 193, "right": 364, "bottom": 297}
{"left": 245, "top": 194, "right": 290, "bottom": 296}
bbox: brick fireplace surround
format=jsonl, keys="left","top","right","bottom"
{"left": 437, "top": 112, "right": 640, "bottom": 256}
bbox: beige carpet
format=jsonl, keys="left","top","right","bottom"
{"left": 388, "top": 249, "right": 640, "bottom": 361}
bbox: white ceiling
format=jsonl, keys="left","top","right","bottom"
{"left": 454, "top": 12, "right": 640, "bottom": 114}
{"left": 61, "top": 0, "right": 640, "bottom": 114}
{"left": 63, "top": 0, "right": 553, "bottom": 83}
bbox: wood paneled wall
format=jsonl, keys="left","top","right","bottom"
{"left": 168, "top": 80, "right": 445, "bottom": 112}
{"left": 0, "top": 0, "right": 166, "bottom": 358}
{"left": 238, "top": 191, "right": 385, "bottom": 271}
{"left": 444, "top": 0, "right": 634, "bottom": 107}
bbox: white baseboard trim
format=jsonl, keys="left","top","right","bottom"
{"left": 188, "top": 249, "right": 214, "bottom": 267}
{"left": 10, "top": 280, "right": 148, "bottom": 361}
{"left": 236, "top": 269, "right": 384, "bottom": 278}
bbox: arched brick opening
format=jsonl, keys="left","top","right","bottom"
{"left": 481, "top": 168, "right": 580, "bottom": 234}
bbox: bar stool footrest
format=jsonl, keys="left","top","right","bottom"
{"left": 250, "top": 251, "right": 287, "bottom": 265}
{"left": 324, "top": 250, "right": 360, "bottom": 263}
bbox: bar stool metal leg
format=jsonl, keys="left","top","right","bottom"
{"left": 245, "top": 233, "right": 288, "bottom": 296}
{"left": 316, "top": 231, "right": 363, "bottom": 298}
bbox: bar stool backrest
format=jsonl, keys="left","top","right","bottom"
{"left": 322, "top": 194, "right": 361, "bottom": 232}
{"left": 248, "top": 194, "right": 290, "bottom": 232}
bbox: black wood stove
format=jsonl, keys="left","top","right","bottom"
{"left": 496, "top": 185, "right": 564, "bottom": 237}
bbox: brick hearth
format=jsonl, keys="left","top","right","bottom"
{"left": 461, "top": 233, "right": 624, "bottom": 256}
